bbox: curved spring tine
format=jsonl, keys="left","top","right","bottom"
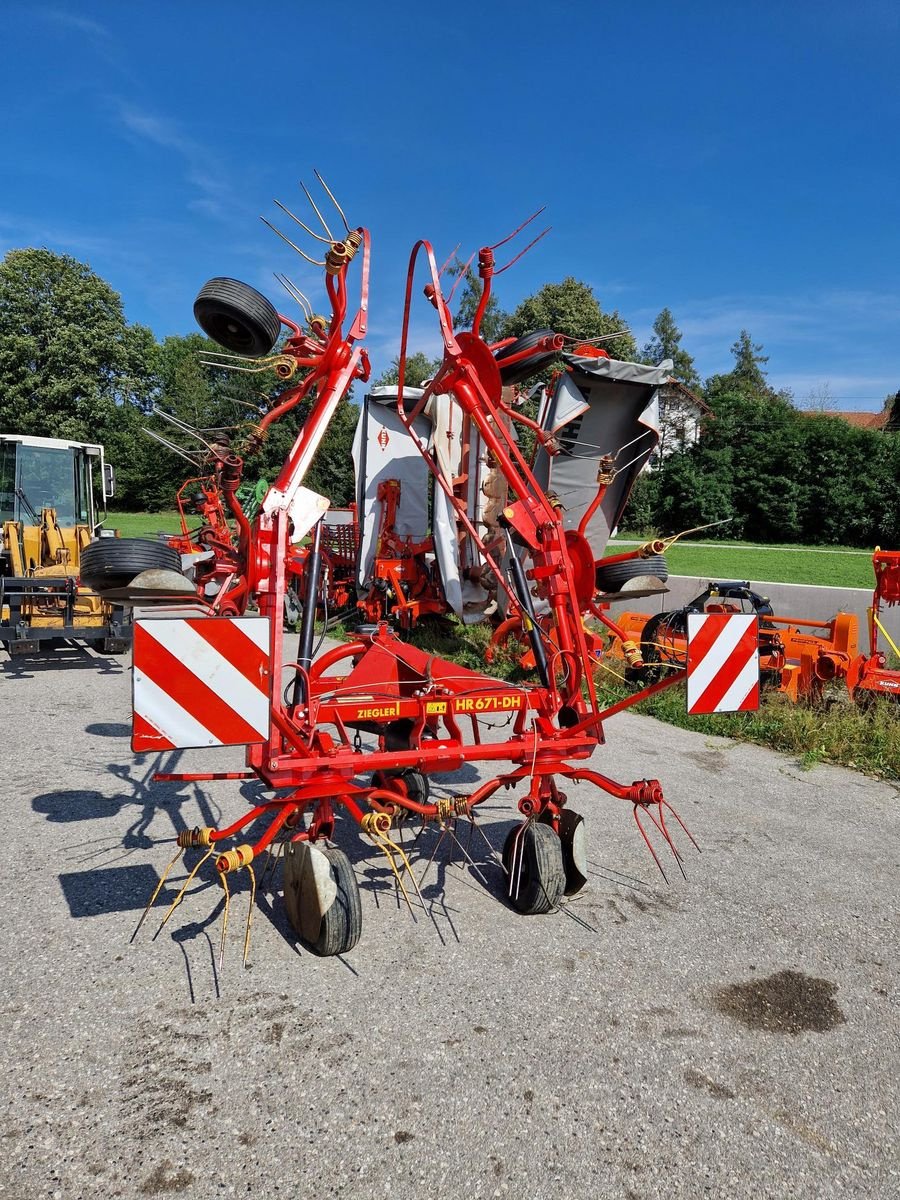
{"left": 385, "top": 835, "right": 427, "bottom": 910}
{"left": 131, "top": 847, "right": 183, "bottom": 941}
{"left": 274, "top": 273, "right": 313, "bottom": 321}
{"left": 633, "top": 806, "right": 669, "bottom": 885}
{"left": 260, "top": 217, "right": 326, "bottom": 267}
{"left": 299, "top": 180, "right": 334, "bottom": 241}
{"left": 662, "top": 799, "right": 700, "bottom": 852}
{"left": 417, "top": 826, "right": 448, "bottom": 889}
{"left": 218, "top": 872, "right": 231, "bottom": 971}
{"left": 313, "top": 169, "right": 351, "bottom": 235}
{"left": 242, "top": 864, "right": 257, "bottom": 969}
{"left": 494, "top": 227, "right": 551, "bottom": 276}
{"left": 508, "top": 820, "right": 532, "bottom": 900}
{"left": 154, "top": 847, "right": 214, "bottom": 937}
{"left": 446, "top": 824, "right": 492, "bottom": 890}
{"left": 274, "top": 198, "right": 332, "bottom": 245}
{"left": 489, "top": 206, "right": 547, "bottom": 252}
{"left": 373, "top": 831, "right": 416, "bottom": 919}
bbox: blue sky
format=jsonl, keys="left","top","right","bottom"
{"left": 2, "top": 1, "right": 898, "bottom": 409}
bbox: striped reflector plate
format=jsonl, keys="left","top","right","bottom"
{"left": 686, "top": 613, "right": 760, "bottom": 715}
{"left": 132, "top": 617, "right": 271, "bottom": 751}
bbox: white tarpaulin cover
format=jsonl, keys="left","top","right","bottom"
{"left": 533, "top": 355, "right": 667, "bottom": 560}
{"left": 352, "top": 389, "right": 431, "bottom": 589}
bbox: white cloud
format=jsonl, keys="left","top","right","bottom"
{"left": 115, "top": 104, "right": 237, "bottom": 222}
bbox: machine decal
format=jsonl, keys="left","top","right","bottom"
{"left": 686, "top": 613, "right": 760, "bottom": 714}
{"left": 133, "top": 617, "right": 270, "bottom": 750}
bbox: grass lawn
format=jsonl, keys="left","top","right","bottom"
{"left": 107, "top": 511, "right": 183, "bottom": 538}
{"left": 109, "top": 513, "right": 878, "bottom": 589}
{"left": 607, "top": 539, "right": 875, "bottom": 589}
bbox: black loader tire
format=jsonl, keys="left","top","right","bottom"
{"left": 502, "top": 821, "right": 565, "bottom": 915}
{"left": 595, "top": 553, "right": 669, "bottom": 592}
{"left": 193, "top": 277, "right": 281, "bottom": 357}
{"left": 79, "top": 538, "right": 183, "bottom": 590}
{"left": 494, "top": 329, "right": 558, "bottom": 385}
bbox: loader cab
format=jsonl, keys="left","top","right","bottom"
{"left": 0, "top": 435, "right": 111, "bottom": 532}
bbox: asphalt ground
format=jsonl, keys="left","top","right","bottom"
{"left": 0, "top": 638, "right": 898, "bottom": 1200}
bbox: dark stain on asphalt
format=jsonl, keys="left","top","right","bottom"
{"left": 139, "top": 1161, "right": 195, "bottom": 1194}
{"left": 684, "top": 1067, "right": 736, "bottom": 1099}
{"left": 714, "top": 970, "right": 847, "bottom": 1034}
{"left": 684, "top": 749, "right": 728, "bottom": 774}
{"left": 394, "top": 1131, "right": 414, "bottom": 1144}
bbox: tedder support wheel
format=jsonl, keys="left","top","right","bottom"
{"left": 554, "top": 809, "right": 589, "bottom": 896}
{"left": 282, "top": 842, "right": 362, "bottom": 956}
{"left": 502, "top": 822, "right": 565, "bottom": 915}
{"left": 79, "top": 538, "right": 183, "bottom": 590}
{"left": 193, "top": 277, "right": 281, "bottom": 357}
{"left": 595, "top": 553, "right": 668, "bottom": 592}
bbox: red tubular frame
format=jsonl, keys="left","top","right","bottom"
{"left": 150, "top": 217, "right": 691, "bottom": 886}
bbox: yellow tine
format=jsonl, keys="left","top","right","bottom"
{"left": 155, "top": 847, "right": 214, "bottom": 937}
{"left": 131, "top": 847, "right": 183, "bottom": 942}
{"left": 374, "top": 832, "right": 415, "bottom": 917}
{"left": 388, "top": 837, "right": 427, "bottom": 909}
{"left": 218, "top": 872, "right": 231, "bottom": 972}
{"left": 242, "top": 864, "right": 257, "bottom": 970}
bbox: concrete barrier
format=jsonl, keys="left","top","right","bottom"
{"left": 631, "top": 575, "right": 900, "bottom": 647}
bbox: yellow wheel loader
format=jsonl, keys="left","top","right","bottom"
{"left": 0, "top": 434, "right": 131, "bottom": 657}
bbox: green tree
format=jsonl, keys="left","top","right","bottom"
{"left": 641, "top": 308, "right": 700, "bottom": 390}
{"left": 501, "top": 276, "right": 637, "bottom": 362}
{"left": 797, "top": 416, "right": 887, "bottom": 545}
{"left": 881, "top": 390, "right": 900, "bottom": 433}
{"left": 0, "top": 248, "right": 156, "bottom": 441}
{"left": 730, "top": 330, "right": 769, "bottom": 390}
{"left": 375, "top": 352, "right": 442, "bottom": 388}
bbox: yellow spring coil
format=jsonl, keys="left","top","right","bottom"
{"left": 362, "top": 811, "right": 392, "bottom": 837}
{"left": 435, "top": 797, "right": 454, "bottom": 821}
{"left": 621, "top": 639, "right": 644, "bottom": 669}
{"left": 177, "top": 826, "right": 215, "bottom": 849}
{"left": 325, "top": 231, "right": 363, "bottom": 275}
{"left": 216, "top": 844, "right": 254, "bottom": 874}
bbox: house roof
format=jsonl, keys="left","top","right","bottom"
{"left": 807, "top": 409, "right": 890, "bottom": 430}
{"left": 662, "top": 378, "right": 712, "bottom": 416}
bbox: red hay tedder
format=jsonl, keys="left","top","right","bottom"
{"left": 89, "top": 180, "right": 760, "bottom": 962}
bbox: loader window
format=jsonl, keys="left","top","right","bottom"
{"left": 15, "top": 445, "right": 78, "bottom": 525}
{"left": 0, "top": 442, "right": 15, "bottom": 522}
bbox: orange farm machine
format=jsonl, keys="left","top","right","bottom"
{"left": 603, "top": 555, "right": 900, "bottom": 704}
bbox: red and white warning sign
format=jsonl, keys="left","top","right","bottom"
{"left": 132, "top": 617, "right": 271, "bottom": 751}
{"left": 686, "top": 613, "right": 760, "bottom": 715}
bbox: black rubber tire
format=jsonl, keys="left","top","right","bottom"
{"left": 397, "top": 769, "right": 430, "bottom": 805}
{"left": 283, "top": 843, "right": 362, "bottom": 957}
{"left": 79, "top": 538, "right": 183, "bottom": 590}
{"left": 193, "top": 277, "right": 281, "bottom": 357}
{"left": 502, "top": 822, "right": 565, "bottom": 914}
{"left": 494, "top": 329, "right": 558, "bottom": 385}
{"left": 595, "top": 553, "right": 669, "bottom": 592}
{"left": 100, "top": 638, "right": 130, "bottom": 655}
{"left": 372, "top": 767, "right": 430, "bottom": 826}
{"left": 194, "top": 276, "right": 280, "bottom": 355}
{"left": 554, "top": 809, "right": 589, "bottom": 896}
